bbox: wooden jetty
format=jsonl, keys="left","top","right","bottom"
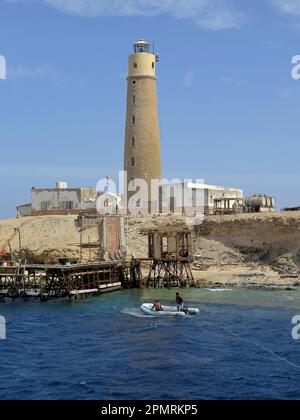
{"left": 0, "top": 259, "right": 141, "bottom": 301}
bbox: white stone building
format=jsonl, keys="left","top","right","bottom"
{"left": 160, "top": 181, "right": 243, "bottom": 215}
{"left": 17, "top": 182, "right": 98, "bottom": 216}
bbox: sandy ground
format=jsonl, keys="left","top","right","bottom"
{"left": 191, "top": 266, "right": 297, "bottom": 288}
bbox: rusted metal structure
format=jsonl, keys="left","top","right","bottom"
{"left": 140, "top": 226, "right": 195, "bottom": 288}
{"left": 0, "top": 259, "right": 141, "bottom": 302}
{"left": 213, "top": 197, "right": 244, "bottom": 215}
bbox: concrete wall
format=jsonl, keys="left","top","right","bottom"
{"left": 31, "top": 188, "right": 97, "bottom": 213}
{"left": 32, "top": 189, "right": 81, "bottom": 212}
{"left": 31, "top": 210, "right": 82, "bottom": 216}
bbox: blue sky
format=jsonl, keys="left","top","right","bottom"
{"left": 0, "top": 0, "right": 300, "bottom": 218}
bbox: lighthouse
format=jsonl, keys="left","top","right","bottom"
{"left": 124, "top": 39, "right": 161, "bottom": 208}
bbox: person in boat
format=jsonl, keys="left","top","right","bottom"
{"left": 176, "top": 293, "right": 184, "bottom": 312}
{"left": 152, "top": 300, "right": 163, "bottom": 312}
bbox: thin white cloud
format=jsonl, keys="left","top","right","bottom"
{"left": 8, "top": 65, "right": 61, "bottom": 81}
{"left": 7, "top": 64, "right": 76, "bottom": 86}
{"left": 5, "top": 0, "right": 300, "bottom": 30}
{"left": 3, "top": 0, "right": 244, "bottom": 30}
{"left": 271, "top": 0, "right": 300, "bottom": 15}
{"left": 260, "top": 39, "right": 284, "bottom": 49}
{"left": 183, "top": 71, "right": 195, "bottom": 87}
{"left": 0, "top": 55, "right": 6, "bottom": 80}
{"left": 219, "top": 76, "right": 248, "bottom": 87}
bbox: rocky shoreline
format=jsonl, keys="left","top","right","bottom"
{"left": 1, "top": 212, "right": 300, "bottom": 288}
{"left": 192, "top": 268, "right": 300, "bottom": 289}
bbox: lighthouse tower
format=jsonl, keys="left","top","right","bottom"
{"left": 124, "top": 39, "right": 161, "bottom": 207}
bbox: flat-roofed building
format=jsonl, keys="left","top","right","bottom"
{"left": 160, "top": 181, "right": 243, "bottom": 215}
{"left": 17, "top": 182, "right": 98, "bottom": 217}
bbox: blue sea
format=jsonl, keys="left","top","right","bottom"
{"left": 1, "top": 288, "right": 300, "bottom": 400}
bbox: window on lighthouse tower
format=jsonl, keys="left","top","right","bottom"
{"left": 132, "top": 116, "right": 136, "bottom": 125}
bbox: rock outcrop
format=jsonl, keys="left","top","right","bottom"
{"left": 196, "top": 211, "right": 300, "bottom": 276}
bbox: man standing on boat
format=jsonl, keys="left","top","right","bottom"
{"left": 176, "top": 293, "right": 184, "bottom": 312}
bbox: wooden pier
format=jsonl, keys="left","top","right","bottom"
{"left": 0, "top": 259, "right": 141, "bottom": 301}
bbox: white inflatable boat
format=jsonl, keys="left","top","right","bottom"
{"left": 140, "top": 303, "right": 200, "bottom": 317}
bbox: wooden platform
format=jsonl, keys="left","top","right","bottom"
{"left": 0, "top": 260, "right": 141, "bottom": 301}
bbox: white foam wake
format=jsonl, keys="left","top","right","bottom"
{"left": 121, "top": 308, "right": 156, "bottom": 318}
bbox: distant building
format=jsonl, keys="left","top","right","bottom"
{"left": 160, "top": 182, "right": 243, "bottom": 215}
{"left": 16, "top": 203, "right": 32, "bottom": 218}
{"left": 17, "top": 182, "right": 98, "bottom": 217}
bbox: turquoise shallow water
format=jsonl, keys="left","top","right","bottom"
{"left": 1, "top": 288, "right": 300, "bottom": 400}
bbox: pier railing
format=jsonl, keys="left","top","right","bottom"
{"left": 0, "top": 259, "right": 141, "bottom": 301}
